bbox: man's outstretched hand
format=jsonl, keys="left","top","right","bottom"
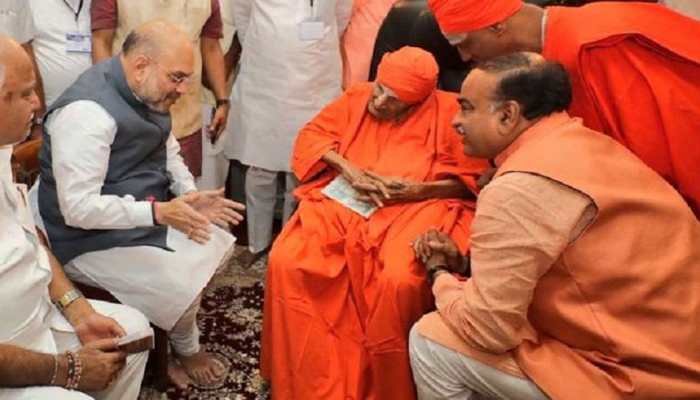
{"left": 154, "top": 198, "right": 212, "bottom": 244}
{"left": 182, "top": 188, "right": 245, "bottom": 229}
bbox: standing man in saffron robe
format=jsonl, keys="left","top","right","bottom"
{"left": 261, "top": 46, "right": 487, "bottom": 400}
{"left": 410, "top": 52, "right": 700, "bottom": 400}
{"left": 427, "top": 0, "right": 700, "bottom": 217}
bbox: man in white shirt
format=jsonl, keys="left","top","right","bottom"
{"left": 227, "top": 0, "right": 352, "bottom": 266}
{"left": 0, "top": 34, "right": 148, "bottom": 400}
{"left": 26, "top": 0, "right": 93, "bottom": 138}
{"left": 32, "top": 21, "right": 245, "bottom": 388}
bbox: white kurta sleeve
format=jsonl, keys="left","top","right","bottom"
{"left": 165, "top": 134, "right": 197, "bottom": 196}
{"left": 48, "top": 101, "right": 154, "bottom": 230}
{"left": 231, "top": 0, "right": 252, "bottom": 44}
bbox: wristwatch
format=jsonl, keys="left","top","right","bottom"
{"left": 215, "top": 98, "right": 230, "bottom": 109}
{"left": 425, "top": 254, "right": 451, "bottom": 285}
{"left": 55, "top": 289, "right": 84, "bottom": 312}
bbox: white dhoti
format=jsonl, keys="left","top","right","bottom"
{"left": 0, "top": 300, "right": 149, "bottom": 400}
{"left": 65, "top": 227, "right": 235, "bottom": 332}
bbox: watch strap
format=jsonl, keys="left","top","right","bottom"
{"left": 55, "top": 289, "right": 83, "bottom": 312}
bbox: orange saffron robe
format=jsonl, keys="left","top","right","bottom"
{"left": 260, "top": 83, "right": 487, "bottom": 400}
{"left": 543, "top": 2, "right": 700, "bottom": 217}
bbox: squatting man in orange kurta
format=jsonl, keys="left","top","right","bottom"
{"left": 428, "top": 0, "right": 700, "bottom": 218}
{"left": 259, "top": 46, "right": 488, "bottom": 399}
{"left": 410, "top": 52, "right": 700, "bottom": 400}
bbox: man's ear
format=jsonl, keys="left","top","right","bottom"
{"left": 497, "top": 100, "right": 520, "bottom": 136}
{"left": 130, "top": 54, "right": 150, "bottom": 82}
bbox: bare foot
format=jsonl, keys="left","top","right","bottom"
{"left": 176, "top": 351, "right": 227, "bottom": 386}
{"left": 167, "top": 359, "right": 193, "bottom": 390}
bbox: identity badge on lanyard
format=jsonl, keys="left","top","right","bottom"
{"left": 66, "top": 32, "right": 91, "bottom": 53}
{"left": 298, "top": 0, "right": 325, "bottom": 41}
{"left": 63, "top": 0, "right": 91, "bottom": 53}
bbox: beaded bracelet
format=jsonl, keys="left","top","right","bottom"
{"left": 64, "top": 351, "right": 83, "bottom": 390}
{"left": 64, "top": 352, "right": 75, "bottom": 389}
{"left": 49, "top": 354, "right": 58, "bottom": 385}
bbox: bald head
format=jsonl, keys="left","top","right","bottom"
{"left": 0, "top": 35, "right": 39, "bottom": 146}
{"left": 122, "top": 20, "right": 192, "bottom": 59}
{"left": 119, "top": 21, "right": 194, "bottom": 114}
{"left": 0, "top": 35, "right": 32, "bottom": 91}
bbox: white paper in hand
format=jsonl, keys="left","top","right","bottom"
{"left": 321, "top": 176, "right": 378, "bottom": 219}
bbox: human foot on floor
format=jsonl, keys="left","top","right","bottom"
{"left": 177, "top": 350, "right": 228, "bottom": 386}
{"left": 167, "top": 358, "right": 193, "bottom": 390}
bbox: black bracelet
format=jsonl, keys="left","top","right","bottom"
{"left": 215, "top": 98, "right": 230, "bottom": 108}
{"left": 151, "top": 202, "right": 159, "bottom": 226}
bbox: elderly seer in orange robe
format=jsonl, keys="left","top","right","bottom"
{"left": 409, "top": 53, "right": 700, "bottom": 400}
{"left": 260, "top": 46, "right": 487, "bottom": 400}
{"left": 427, "top": 0, "right": 700, "bottom": 218}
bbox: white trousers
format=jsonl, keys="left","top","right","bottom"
{"left": 245, "top": 166, "right": 298, "bottom": 253}
{"left": 0, "top": 301, "right": 149, "bottom": 400}
{"left": 408, "top": 326, "right": 549, "bottom": 400}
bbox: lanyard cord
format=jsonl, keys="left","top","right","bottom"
{"left": 61, "top": 0, "right": 84, "bottom": 22}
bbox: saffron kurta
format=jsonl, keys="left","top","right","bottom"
{"left": 261, "top": 83, "right": 486, "bottom": 400}
{"left": 543, "top": 2, "right": 700, "bottom": 217}
{"left": 419, "top": 113, "right": 700, "bottom": 399}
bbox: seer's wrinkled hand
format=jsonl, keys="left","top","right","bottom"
{"left": 341, "top": 165, "right": 392, "bottom": 207}
{"left": 182, "top": 188, "right": 245, "bottom": 229}
{"left": 358, "top": 172, "right": 422, "bottom": 205}
{"left": 154, "top": 198, "right": 211, "bottom": 244}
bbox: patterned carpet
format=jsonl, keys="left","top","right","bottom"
{"left": 138, "top": 245, "right": 270, "bottom": 400}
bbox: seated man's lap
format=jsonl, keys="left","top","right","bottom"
{"left": 65, "top": 227, "right": 234, "bottom": 330}
{"left": 51, "top": 300, "right": 150, "bottom": 352}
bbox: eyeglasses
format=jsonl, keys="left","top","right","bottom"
{"left": 147, "top": 57, "right": 192, "bottom": 85}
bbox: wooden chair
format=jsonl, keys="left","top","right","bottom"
{"left": 12, "top": 138, "right": 170, "bottom": 391}
{"left": 11, "top": 138, "right": 42, "bottom": 186}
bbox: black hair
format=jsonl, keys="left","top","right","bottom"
{"left": 477, "top": 53, "right": 572, "bottom": 120}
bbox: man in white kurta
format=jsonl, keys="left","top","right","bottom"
{"left": 226, "top": 0, "right": 352, "bottom": 264}
{"left": 0, "top": 34, "right": 148, "bottom": 400}
{"left": 31, "top": 22, "right": 244, "bottom": 388}
{"left": 27, "top": 0, "right": 93, "bottom": 110}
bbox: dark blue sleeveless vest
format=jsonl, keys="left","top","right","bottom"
{"left": 38, "top": 57, "right": 171, "bottom": 264}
